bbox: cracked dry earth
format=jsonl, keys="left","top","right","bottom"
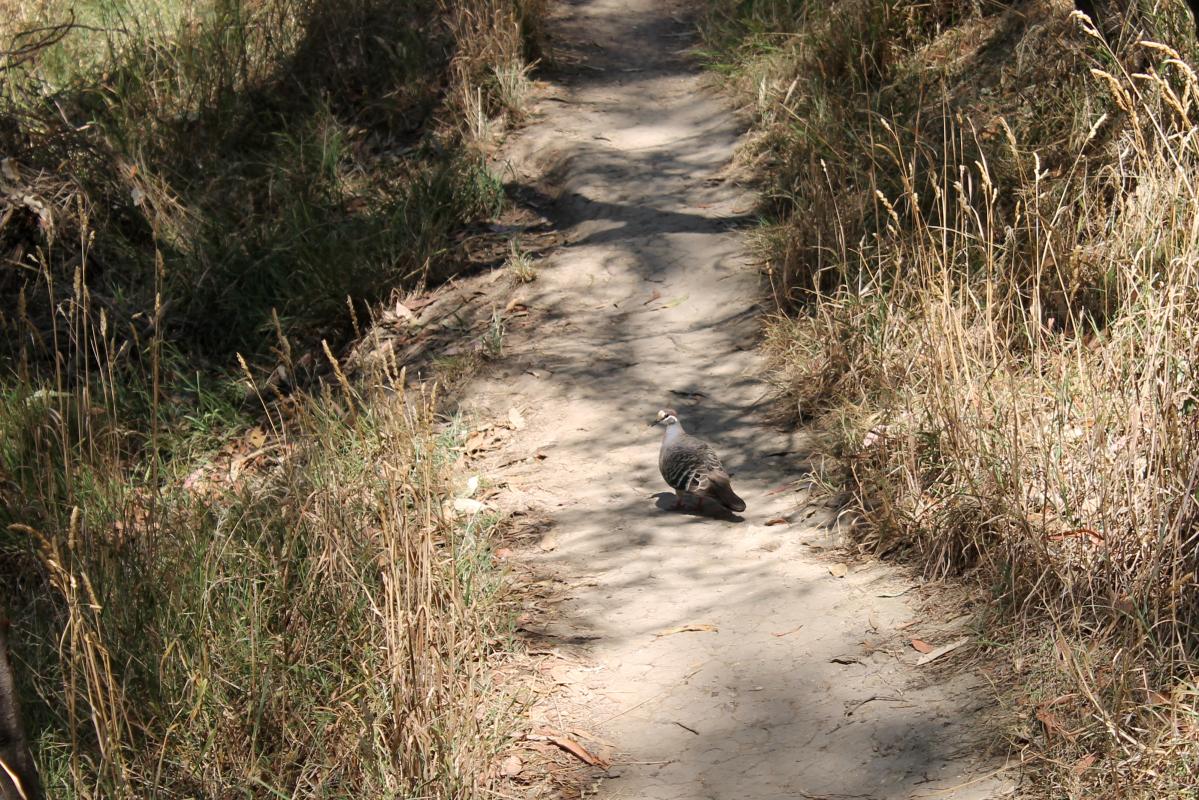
{"left": 463, "top": 1, "right": 1019, "bottom": 798}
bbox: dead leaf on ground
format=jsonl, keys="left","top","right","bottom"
{"left": 771, "top": 624, "right": 804, "bottom": 637}
{"left": 827, "top": 563, "right": 849, "bottom": 578}
{"left": 493, "top": 547, "right": 514, "bottom": 560}
{"left": 655, "top": 623, "right": 718, "bottom": 638}
{"left": 245, "top": 426, "right": 267, "bottom": 448}
{"left": 393, "top": 300, "right": 416, "bottom": 321}
{"left": 464, "top": 427, "right": 506, "bottom": 455}
{"left": 765, "top": 484, "right": 794, "bottom": 496}
{"left": 915, "top": 636, "right": 970, "bottom": 665}
{"left": 643, "top": 289, "right": 662, "bottom": 305}
{"left": 499, "top": 754, "right": 523, "bottom": 777}
{"left": 764, "top": 517, "right": 788, "bottom": 526}
{"left": 538, "top": 533, "right": 558, "bottom": 552}
{"left": 1072, "top": 753, "right": 1097, "bottom": 774}
{"left": 530, "top": 729, "right": 610, "bottom": 768}
{"left": 508, "top": 407, "right": 526, "bottom": 430}
{"left": 1035, "top": 706, "right": 1076, "bottom": 742}
{"left": 910, "top": 638, "right": 934, "bottom": 654}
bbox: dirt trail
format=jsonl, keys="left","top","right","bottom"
{"left": 465, "top": 1, "right": 1016, "bottom": 797}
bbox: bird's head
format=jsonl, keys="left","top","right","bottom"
{"left": 651, "top": 408, "right": 680, "bottom": 427}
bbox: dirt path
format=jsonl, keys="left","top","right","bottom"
{"left": 465, "top": 1, "right": 1017, "bottom": 797}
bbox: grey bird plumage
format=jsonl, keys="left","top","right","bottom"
{"left": 652, "top": 408, "right": 746, "bottom": 513}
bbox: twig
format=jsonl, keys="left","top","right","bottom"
{"left": 845, "top": 695, "right": 906, "bottom": 716}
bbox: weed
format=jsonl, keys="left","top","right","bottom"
{"left": 482, "top": 308, "right": 506, "bottom": 359}
{"left": 506, "top": 240, "right": 538, "bottom": 283}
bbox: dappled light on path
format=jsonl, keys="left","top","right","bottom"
{"left": 463, "top": 0, "right": 1014, "bottom": 797}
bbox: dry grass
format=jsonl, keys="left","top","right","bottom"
{"left": 8, "top": 348, "right": 520, "bottom": 797}
{"left": 704, "top": 0, "right": 1199, "bottom": 795}
{"left": 1, "top": 0, "right": 548, "bottom": 797}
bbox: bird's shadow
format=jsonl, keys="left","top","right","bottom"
{"left": 652, "top": 492, "right": 746, "bottom": 523}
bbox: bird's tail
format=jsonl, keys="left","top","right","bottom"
{"left": 706, "top": 471, "right": 746, "bottom": 512}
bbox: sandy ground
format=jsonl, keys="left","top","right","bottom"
{"left": 461, "top": 1, "right": 1019, "bottom": 797}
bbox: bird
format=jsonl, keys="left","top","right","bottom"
{"left": 651, "top": 408, "right": 746, "bottom": 513}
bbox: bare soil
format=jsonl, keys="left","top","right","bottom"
{"left": 461, "top": 1, "right": 1020, "bottom": 797}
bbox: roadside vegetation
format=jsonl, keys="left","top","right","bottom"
{"left": 1, "top": 0, "right": 543, "bottom": 796}
{"left": 701, "top": 0, "right": 1199, "bottom": 795}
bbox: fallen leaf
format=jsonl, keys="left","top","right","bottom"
{"left": 765, "top": 484, "right": 794, "bottom": 496}
{"left": 499, "top": 754, "right": 523, "bottom": 777}
{"left": 493, "top": 548, "right": 514, "bottom": 560}
{"left": 643, "top": 289, "right": 662, "bottom": 305}
{"left": 508, "top": 407, "right": 526, "bottom": 430}
{"left": 245, "top": 426, "right": 267, "bottom": 449}
{"left": 1072, "top": 753, "right": 1097, "bottom": 775}
{"left": 771, "top": 624, "right": 803, "bottom": 637}
{"left": 764, "top": 517, "right": 788, "bottom": 526}
{"left": 1036, "top": 706, "right": 1072, "bottom": 741}
{"left": 910, "top": 638, "right": 934, "bottom": 654}
{"left": 393, "top": 300, "right": 416, "bottom": 321}
{"left": 534, "top": 449, "right": 549, "bottom": 460}
{"left": 655, "top": 623, "right": 718, "bottom": 638}
{"left": 537, "top": 533, "right": 558, "bottom": 552}
{"left": 532, "top": 730, "right": 610, "bottom": 768}
{"left": 915, "top": 636, "right": 970, "bottom": 665}
{"left": 464, "top": 428, "right": 503, "bottom": 454}
{"left": 830, "top": 655, "right": 860, "bottom": 665}
{"left": 1047, "top": 527, "right": 1104, "bottom": 544}
{"left": 828, "top": 563, "right": 849, "bottom": 578}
